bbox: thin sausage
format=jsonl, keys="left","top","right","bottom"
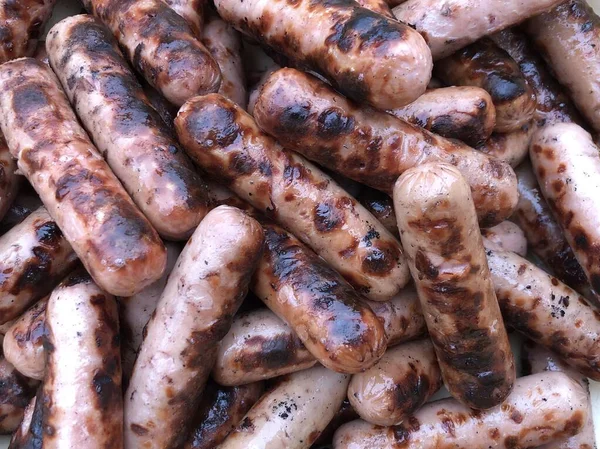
{"left": 475, "top": 122, "right": 535, "bottom": 167}
{"left": 480, "top": 221, "right": 527, "bottom": 257}
{"left": 0, "top": 186, "right": 42, "bottom": 236}
{"left": 0, "top": 133, "right": 19, "bottom": 222}
{"left": 164, "top": 0, "right": 204, "bottom": 37}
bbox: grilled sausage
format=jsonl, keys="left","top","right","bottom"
{"left": 124, "top": 206, "right": 264, "bottom": 449}
{"left": 214, "top": 0, "right": 432, "bottom": 110}
{"left": 0, "top": 186, "right": 41, "bottom": 236}
{"left": 0, "top": 133, "right": 19, "bottom": 222}
{"left": 141, "top": 81, "right": 177, "bottom": 131}
{"left": 393, "top": 0, "right": 566, "bottom": 60}
{"left": 313, "top": 400, "right": 359, "bottom": 448}
{"left": 176, "top": 93, "right": 410, "bottom": 301}
{"left": 82, "top": 0, "right": 221, "bottom": 106}
{"left": 47, "top": 15, "right": 210, "bottom": 241}
{"left": 356, "top": 188, "right": 397, "bottom": 237}
{"left": 333, "top": 372, "right": 589, "bottom": 449}
{"left": 476, "top": 123, "right": 535, "bottom": 167}
{"left": 164, "top": 0, "right": 204, "bottom": 37}
{"left": 481, "top": 221, "right": 527, "bottom": 257}
{"left": 253, "top": 68, "right": 518, "bottom": 226}
{"left": 348, "top": 339, "right": 442, "bottom": 427}
{"left": 218, "top": 365, "right": 350, "bottom": 449}
{"left": 394, "top": 162, "right": 515, "bottom": 409}
{"left": 0, "top": 207, "right": 77, "bottom": 325}
{"left": 41, "top": 270, "right": 122, "bottom": 448}
{"left": 354, "top": 0, "right": 393, "bottom": 18}
{"left": 0, "top": 58, "right": 167, "bottom": 297}
{"left": 8, "top": 394, "right": 37, "bottom": 447}
{"left": 389, "top": 86, "right": 496, "bottom": 147}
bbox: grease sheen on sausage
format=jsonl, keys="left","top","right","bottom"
{"left": 480, "top": 221, "right": 527, "bottom": 257}
{"left": 475, "top": 123, "right": 535, "bottom": 168}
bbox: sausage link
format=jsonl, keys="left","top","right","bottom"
{"left": 313, "top": 400, "right": 359, "bottom": 448}
{"left": 0, "top": 58, "right": 167, "bottom": 296}
{"left": 0, "top": 186, "right": 42, "bottom": 236}
{"left": 42, "top": 270, "right": 122, "bottom": 448}
{"left": 356, "top": 187, "right": 397, "bottom": 237}
{"left": 333, "top": 372, "right": 589, "bottom": 449}
{"left": 176, "top": 93, "right": 409, "bottom": 300}
{"left": 164, "top": 0, "right": 204, "bottom": 37}
{"left": 348, "top": 339, "right": 442, "bottom": 427}
{"left": 394, "top": 162, "right": 515, "bottom": 409}
{"left": 124, "top": 206, "right": 264, "bottom": 449}
{"left": 214, "top": 0, "right": 432, "bottom": 110}
{"left": 253, "top": 68, "right": 518, "bottom": 226}
{"left": 354, "top": 0, "right": 393, "bottom": 18}
{"left": 480, "top": 221, "right": 527, "bottom": 257}
{"left": 475, "top": 123, "right": 535, "bottom": 167}
{"left": 141, "top": 80, "right": 177, "bottom": 131}
{"left": 0, "top": 133, "right": 19, "bottom": 222}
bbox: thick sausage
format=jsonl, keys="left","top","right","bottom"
{"left": 164, "top": 0, "right": 204, "bottom": 37}
{"left": 394, "top": 162, "right": 515, "bottom": 409}
{"left": 214, "top": 0, "right": 432, "bottom": 110}
{"left": 348, "top": 339, "right": 442, "bottom": 427}
{"left": 0, "top": 186, "right": 41, "bottom": 236}
{"left": 0, "top": 58, "right": 167, "bottom": 297}
{"left": 356, "top": 187, "right": 397, "bottom": 237}
{"left": 389, "top": 86, "right": 496, "bottom": 147}
{"left": 219, "top": 365, "right": 350, "bottom": 449}
{"left": 82, "top": 0, "right": 221, "bottom": 106}
{"left": 124, "top": 206, "right": 264, "bottom": 449}
{"left": 480, "top": 221, "right": 527, "bottom": 257}
{"left": 0, "top": 133, "right": 19, "bottom": 222}
{"left": 354, "top": 0, "right": 393, "bottom": 18}
{"left": 176, "top": 93, "right": 410, "bottom": 301}
{"left": 525, "top": 0, "right": 600, "bottom": 132}
{"left": 333, "top": 372, "right": 589, "bottom": 449}
{"left": 393, "top": 0, "right": 566, "bottom": 60}
{"left": 253, "top": 68, "right": 518, "bottom": 226}
{"left": 41, "top": 270, "right": 122, "bottom": 448}
{"left": 476, "top": 123, "right": 535, "bottom": 167}
{"left": 47, "top": 15, "right": 210, "bottom": 241}
{"left": 0, "top": 207, "right": 77, "bottom": 325}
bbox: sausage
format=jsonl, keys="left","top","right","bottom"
{"left": 124, "top": 206, "right": 264, "bottom": 449}
{"left": 525, "top": 0, "right": 600, "bottom": 132}
{"left": 0, "top": 186, "right": 42, "bottom": 236}
{"left": 218, "top": 364, "right": 350, "bottom": 449}
{"left": 392, "top": 0, "right": 566, "bottom": 60}
{"left": 312, "top": 400, "right": 359, "bottom": 448}
{"left": 388, "top": 86, "right": 496, "bottom": 147}
{"left": 176, "top": 93, "right": 410, "bottom": 301}
{"left": 253, "top": 222, "right": 387, "bottom": 373}
{"left": 183, "top": 380, "right": 264, "bottom": 449}
{"left": 0, "top": 0, "right": 56, "bottom": 63}
{"left": 214, "top": 0, "right": 432, "bottom": 110}
{"left": 0, "top": 207, "right": 77, "bottom": 325}
{"left": 475, "top": 122, "right": 535, "bottom": 167}
{"left": 480, "top": 221, "right": 527, "bottom": 257}
{"left": 435, "top": 39, "right": 536, "bottom": 133}
{"left": 141, "top": 80, "right": 177, "bottom": 131}
{"left": 347, "top": 339, "right": 442, "bottom": 427}
{"left": 164, "top": 0, "right": 204, "bottom": 37}
{"left": 252, "top": 68, "right": 518, "bottom": 226}
{"left": 0, "top": 133, "right": 19, "bottom": 222}
{"left": 356, "top": 187, "right": 397, "bottom": 237}
{"left": 41, "top": 270, "right": 122, "bottom": 448}
{"left": 353, "top": 0, "right": 393, "bottom": 18}
{"left": 248, "top": 64, "right": 280, "bottom": 116}
{"left": 82, "top": 0, "right": 221, "bottom": 106}
{"left": 333, "top": 371, "right": 589, "bottom": 449}
{"left": 8, "top": 394, "right": 36, "bottom": 447}
{"left": 394, "top": 162, "right": 515, "bottom": 409}
{"left": 0, "top": 58, "right": 167, "bottom": 297}
{"left": 32, "top": 41, "right": 48, "bottom": 66}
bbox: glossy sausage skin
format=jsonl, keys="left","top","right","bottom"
{"left": 356, "top": 187, "right": 397, "bottom": 237}
{"left": 476, "top": 123, "right": 535, "bottom": 168}
{"left": 176, "top": 93, "right": 410, "bottom": 301}
{"left": 480, "top": 221, "right": 527, "bottom": 257}
{"left": 82, "top": 0, "right": 221, "bottom": 106}
{"left": 394, "top": 163, "right": 515, "bottom": 409}
{"left": 0, "top": 58, "right": 167, "bottom": 297}
{"left": 334, "top": 372, "right": 589, "bottom": 449}
{"left": 214, "top": 0, "right": 432, "bottom": 110}
{"left": 0, "top": 186, "right": 42, "bottom": 236}
{"left": 253, "top": 68, "right": 518, "bottom": 227}
{"left": 47, "top": 15, "right": 210, "bottom": 241}
{"left": 164, "top": 0, "right": 204, "bottom": 37}
{"left": 0, "top": 207, "right": 77, "bottom": 325}
{"left": 0, "top": 133, "right": 19, "bottom": 222}
{"left": 124, "top": 206, "right": 264, "bottom": 449}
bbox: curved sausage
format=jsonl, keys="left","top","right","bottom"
{"left": 124, "top": 206, "right": 264, "bottom": 449}
{"left": 476, "top": 123, "right": 535, "bottom": 168}
{"left": 0, "top": 207, "right": 77, "bottom": 325}
{"left": 164, "top": 0, "right": 204, "bottom": 37}
{"left": 176, "top": 93, "right": 410, "bottom": 301}
{"left": 47, "top": 15, "right": 210, "bottom": 241}
{"left": 0, "top": 133, "right": 19, "bottom": 222}
{"left": 333, "top": 372, "right": 589, "bottom": 449}
{"left": 41, "top": 270, "right": 122, "bottom": 448}
{"left": 0, "top": 186, "right": 42, "bottom": 236}
{"left": 348, "top": 339, "right": 442, "bottom": 427}
{"left": 356, "top": 187, "right": 397, "bottom": 237}
{"left": 253, "top": 68, "right": 518, "bottom": 226}
{"left": 480, "top": 221, "right": 527, "bottom": 257}
{"left": 82, "top": 0, "right": 221, "bottom": 106}
{"left": 354, "top": 0, "right": 393, "bottom": 18}
{"left": 393, "top": 0, "right": 566, "bottom": 60}
{"left": 389, "top": 86, "right": 496, "bottom": 147}
{"left": 214, "top": 0, "right": 432, "bottom": 110}
{"left": 0, "top": 58, "right": 167, "bottom": 297}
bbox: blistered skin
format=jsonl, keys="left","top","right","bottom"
{"left": 0, "top": 207, "right": 77, "bottom": 325}
{"left": 124, "top": 206, "right": 264, "bottom": 449}
{"left": 334, "top": 372, "right": 589, "bottom": 449}
{"left": 0, "top": 58, "right": 167, "bottom": 297}
{"left": 356, "top": 187, "right": 397, "bottom": 237}
{"left": 219, "top": 365, "right": 350, "bottom": 449}
{"left": 476, "top": 122, "right": 535, "bottom": 168}
{"left": 0, "top": 186, "right": 42, "bottom": 236}
{"left": 348, "top": 339, "right": 442, "bottom": 427}
{"left": 82, "top": 0, "right": 221, "bottom": 106}
{"left": 393, "top": 0, "right": 566, "bottom": 60}
{"left": 164, "top": 0, "right": 204, "bottom": 37}
{"left": 389, "top": 86, "right": 496, "bottom": 147}
{"left": 214, "top": 0, "right": 432, "bottom": 110}
{"left": 176, "top": 94, "right": 409, "bottom": 301}
{"left": 47, "top": 15, "right": 210, "bottom": 241}
{"left": 0, "top": 134, "right": 19, "bottom": 223}
{"left": 0, "top": 0, "right": 56, "bottom": 63}
{"left": 354, "top": 0, "right": 393, "bottom": 18}
{"left": 525, "top": 0, "right": 600, "bottom": 132}
{"left": 253, "top": 68, "right": 518, "bottom": 227}
{"left": 42, "top": 271, "right": 123, "bottom": 449}
{"left": 481, "top": 221, "right": 527, "bottom": 257}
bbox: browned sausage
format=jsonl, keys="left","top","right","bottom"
{"left": 0, "top": 133, "right": 19, "bottom": 222}
{"left": 480, "top": 221, "right": 527, "bottom": 257}
{"left": 253, "top": 68, "right": 518, "bottom": 226}
{"left": 356, "top": 187, "right": 397, "bottom": 237}
{"left": 0, "top": 185, "right": 42, "bottom": 236}
{"left": 164, "top": 0, "right": 204, "bottom": 37}
{"left": 475, "top": 123, "right": 535, "bottom": 167}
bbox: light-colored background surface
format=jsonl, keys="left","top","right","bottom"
{"left": 1, "top": 0, "right": 600, "bottom": 446}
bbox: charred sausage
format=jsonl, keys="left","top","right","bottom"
{"left": 0, "top": 186, "right": 41, "bottom": 236}
{"left": 164, "top": 0, "right": 204, "bottom": 37}
{"left": 356, "top": 187, "right": 397, "bottom": 237}
{"left": 0, "top": 133, "right": 19, "bottom": 222}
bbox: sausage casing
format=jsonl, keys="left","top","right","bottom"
{"left": 164, "top": 0, "right": 204, "bottom": 37}
{"left": 480, "top": 221, "right": 527, "bottom": 257}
